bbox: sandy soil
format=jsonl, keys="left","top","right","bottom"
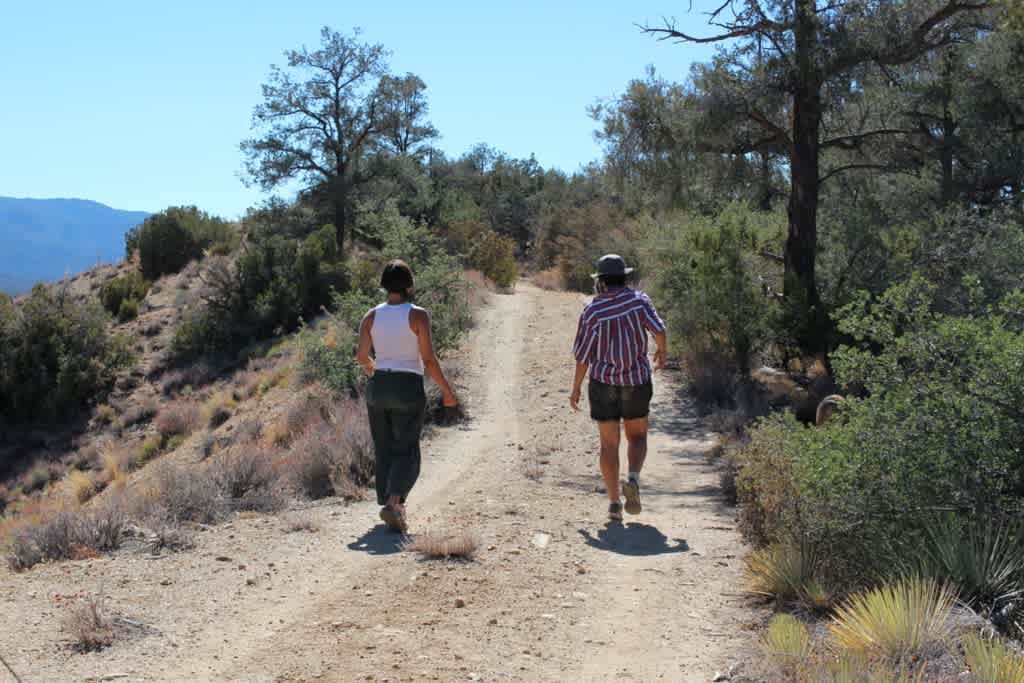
{"left": 0, "top": 283, "right": 759, "bottom": 682}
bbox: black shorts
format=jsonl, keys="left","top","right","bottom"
{"left": 588, "top": 379, "right": 653, "bottom": 422}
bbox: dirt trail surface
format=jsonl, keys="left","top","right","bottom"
{"left": 0, "top": 283, "right": 757, "bottom": 682}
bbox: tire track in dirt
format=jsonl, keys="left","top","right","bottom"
{"left": 211, "top": 283, "right": 757, "bottom": 682}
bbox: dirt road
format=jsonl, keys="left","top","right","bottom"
{"left": 1, "top": 283, "right": 755, "bottom": 682}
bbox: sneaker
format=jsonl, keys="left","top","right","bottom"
{"left": 622, "top": 479, "right": 642, "bottom": 515}
{"left": 608, "top": 502, "right": 624, "bottom": 521}
{"left": 379, "top": 505, "right": 408, "bottom": 533}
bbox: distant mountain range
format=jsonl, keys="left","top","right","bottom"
{"left": 0, "top": 197, "right": 151, "bottom": 295}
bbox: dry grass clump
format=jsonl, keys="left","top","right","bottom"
{"left": 64, "top": 469, "right": 97, "bottom": 504}
{"left": 154, "top": 401, "right": 200, "bottom": 438}
{"left": 64, "top": 594, "right": 114, "bottom": 652}
{"left": 211, "top": 449, "right": 286, "bottom": 513}
{"left": 160, "top": 360, "right": 218, "bottom": 397}
{"left": 117, "top": 398, "right": 158, "bottom": 432}
{"left": 280, "top": 403, "right": 374, "bottom": 500}
{"left": 202, "top": 391, "right": 237, "bottom": 429}
{"left": 99, "top": 441, "right": 136, "bottom": 489}
{"left": 402, "top": 530, "right": 480, "bottom": 560}
{"left": 150, "top": 461, "right": 227, "bottom": 525}
{"left": 5, "top": 500, "right": 127, "bottom": 571}
{"left": 282, "top": 513, "right": 320, "bottom": 533}
{"left": 94, "top": 403, "right": 116, "bottom": 426}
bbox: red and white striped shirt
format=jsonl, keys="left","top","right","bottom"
{"left": 572, "top": 288, "right": 666, "bottom": 386}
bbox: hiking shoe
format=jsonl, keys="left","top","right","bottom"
{"left": 622, "top": 479, "right": 642, "bottom": 515}
{"left": 608, "top": 502, "right": 624, "bottom": 521}
{"left": 380, "top": 505, "right": 408, "bottom": 533}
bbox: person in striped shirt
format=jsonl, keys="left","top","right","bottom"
{"left": 570, "top": 254, "right": 667, "bottom": 521}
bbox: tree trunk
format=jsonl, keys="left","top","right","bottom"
{"left": 940, "top": 51, "right": 956, "bottom": 204}
{"left": 785, "top": 0, "right": 829, "bottom": 358}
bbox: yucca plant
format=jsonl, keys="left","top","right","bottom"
{"left": 746, "top": 540, "right": 831, "bottom": 608}
{"left": 963, "top": 633, "right": 1024, "bottom": 683}
{"left": 762, "top": 614, "right": 811, "bottom": 670}
{"left": 806, "top": 655, "right": 931, "bottom": 683}
{"left": 829, "top": 576, "right": 956, "bottom": 661}
{"left": 922, "top": 515, "right": 1024, "bottom": 612}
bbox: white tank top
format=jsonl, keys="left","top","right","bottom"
{"left": 370, "top": 303, "right": 424, "bottom": 375}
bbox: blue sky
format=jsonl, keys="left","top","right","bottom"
{"left": 0, "top": 1, "right": 717, "bottom": 218}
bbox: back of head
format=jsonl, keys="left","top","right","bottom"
{"left": 380, "top": 259, "right": 414, "bottom": 296}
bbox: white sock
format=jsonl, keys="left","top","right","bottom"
{"left": 628, "top": 472, "right": 639, "bottom": 486}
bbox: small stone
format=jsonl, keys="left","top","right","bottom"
{"left": 215, "top": 556, "right": 232, "bottom": 562}
{"left": 488, "top": 618, "right": 498, "bottom": 625}
{"left": 712, "top": 672, "right": 729, "bottom": 682}
{"left": 531, "top": 533, "right": 551, "bottom": 549}
{"left": 454, "top": 597, "right": 466, "bottom": 608}
{"left": 246, "top": 578, "right": 256, "bottom": 586}
{"left": 576, "top": 566, "right": 587, "bottom": 575}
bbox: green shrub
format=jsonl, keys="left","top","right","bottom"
{"left": 98, "top": 271, "right": 149, "bottom": 318}
{"left": 446, "top": 220, "right": 519, "bottom": 288}
{"left": 139, "top": 435, "right": 163, "bottom": 463}
{"left": 127, "top": 208, "right": 202, "bottom": 280}
{"left": 126, "top": 206, "right": 236, "bottom": 281}
{"left": 0, "top": 286, "right": 132, "bottom": 423}
{"left": 172, "top": 224, "right": 348, "bottom": 361}
{"left": 116, "top": 297, "right": 139, "bottom": 322}
{"left": 297, "top": 321, "right": 364, "bottom": 397}
{"left": 735, "top": 414, "right": 800, "bottom": 548}
{"left": 298, "top": 212, "right": 473, "bottom": 398}
{"left": 640, "top": 204, "right": 784, "bottom": 377}
{"left": 735, "top": 278, "right": 1024, "bottom": 589}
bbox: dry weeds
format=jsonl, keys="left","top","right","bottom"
{"left": 402, "top": 530, "right": 481, "bottom": 560}
{"left": 64, "top": 594, "right": 114, "bottom": 652}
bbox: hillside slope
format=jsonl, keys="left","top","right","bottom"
{"left": 0, "top": 196, "right": 150, "bottom": 294}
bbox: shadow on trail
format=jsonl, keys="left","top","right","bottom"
{"left": 578, "top": 522, "right": 689, "bottom": 557}
{"left": 347, "top": 525, "right": 405, "bottom": 555}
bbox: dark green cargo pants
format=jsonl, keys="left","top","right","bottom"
{"left": 365, "top": 370, "right": 426, "bottom": 506}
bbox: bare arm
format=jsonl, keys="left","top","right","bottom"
{"left": 356, "top": 310, "right": 375, "bottom": 376}
{"left": 652, "top": 330, "right": 667, "bottom": 370}
{"left": 412, "top": 308, "right": 457, "bottom": 407}
{"left": 569, "top": 361, "right": 589, "bottom": 412}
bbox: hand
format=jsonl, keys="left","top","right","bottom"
{"left": 361, "top": 360, "right": 375, "bottom": 377}
{"left": 569, "top": 386, "right": 582, "bottom": 412}
{"left": 442, "top": 390, "right": 458, "bottom": 408}
{"left": 653, "top": 348, "right": 666, "bottom": 371}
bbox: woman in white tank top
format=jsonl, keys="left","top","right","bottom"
{"left": 356, "top": 259, "right": 458, "bottom": 533}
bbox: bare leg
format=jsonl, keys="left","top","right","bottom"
{"left": 598, "top": 421, "right": 622, "bottom": 503}
{"left": 623, "top": 417, "right": 649, "bottom": 475}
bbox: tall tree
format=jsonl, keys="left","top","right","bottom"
{"left": 241, "top": 27, "right": 389, "bottom": 249}
{"left": 375, "top": 74, "right": 439, "bottom": 160}
{"left": 644, "top": 1, "right": 994, "bottom": 357}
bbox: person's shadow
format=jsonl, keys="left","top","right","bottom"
{"left": 578, "top": 521, "right": 688, "bottom": 557}
{"left": 347, "top": 524, "right": 405, "bottom": 555}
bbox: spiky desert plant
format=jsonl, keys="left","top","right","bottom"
{"left": 829, "top": 576, "right": 955, "bottom": 661}
{"left": 762, "top": 614, "right": 810, "bottom": 670}
{"left": 963, "top": 633, "right": 1024, "bottom": 683}
{"left": 745, "top": 540, "right": 829, "bottom": 608}
{"left": 922, "top": 515, "right": 1024, "bottom": 611}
